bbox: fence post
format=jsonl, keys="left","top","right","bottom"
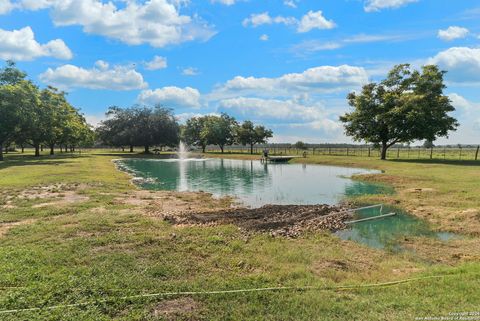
{"left": 346, "top": 148, "right": 349, "bottom": 156}
{"left": 475, "top": 146, "right": 479, "bottom": 161}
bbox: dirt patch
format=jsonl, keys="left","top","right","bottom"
{"left": 0, "top": 219, "right": 36, "bottom": 237}
{"left": 32, "top": 191, "right": 89, "bottom": 208}
{"left": 164, "top": 204, "right": 352, "bottom": 238}
{"left": 151, "top": 297, "right": 199, "bottom": 320}
{"left": 404, "top": 188, "right": 436, "bottom": 193}
{"left": 115, "top": 190, "right": 234, "bottom": 216}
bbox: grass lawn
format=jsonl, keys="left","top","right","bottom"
{"left": 0, "top": 150, "right": 479, "bottom": 320}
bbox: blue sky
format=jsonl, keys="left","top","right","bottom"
{"left": 1, "top": 0, "right": 479, "bottom": 144}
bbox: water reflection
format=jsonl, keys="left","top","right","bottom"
{"left": 118, "top": 158, "right": 387, "bottom": 208}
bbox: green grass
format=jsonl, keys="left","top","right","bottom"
{"left": 0, "top": 150, "right": 479, "bottom": 320}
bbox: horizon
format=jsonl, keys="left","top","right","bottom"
{"left": 1, "top": 0, "right": 479, "bottom": 144}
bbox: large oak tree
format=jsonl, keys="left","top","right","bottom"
{"left": 340, "top": 64, "right": 458, "bottom": 160}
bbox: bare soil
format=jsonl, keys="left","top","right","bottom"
{"left": 163, "top": 204, "right": 352, "bottom": 238}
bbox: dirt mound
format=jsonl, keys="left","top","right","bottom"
{"left": 164, "top": 204, "right": 353, "bottom": 238}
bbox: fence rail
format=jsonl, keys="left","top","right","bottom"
{"left": 204, "top": 146, "right": 480, "bottom": 161}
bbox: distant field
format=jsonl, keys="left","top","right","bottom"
{"left": 0, "top": 150, "right": 479, "bottom": 320}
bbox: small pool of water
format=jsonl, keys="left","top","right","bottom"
{"left": 335, "top": 205, "right": 460, "bottom": 249}
{"left": 116, "top": 158, "right": 391, "bottom": 208}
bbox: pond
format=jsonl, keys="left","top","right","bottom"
{"left": 335, "top": 205, "right": 459, "bottom": 249}
{"left": 116, "top": 157, "right": 459, "bottom": 249}
{"left": 116, "top": 158, "right": 391, "bottom": 208}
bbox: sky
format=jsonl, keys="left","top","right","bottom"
{"left": 1, "top": 0, "right": 479, "bottom": 144}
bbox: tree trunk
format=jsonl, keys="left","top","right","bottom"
{"left": 250, "top": 143, "right": 254, "bottom": 155}
{"left": 34, "top": 144, "right": 40, "bottom": 157}
{"left": 0, "top": 143, "right": 3, "bottom": 161}
{"left": 202, "top": 145, "right": 206, "bottom": 153}
{"left": 50, "top": 144, "right": 55, "bottom": 155}
{"left": 40, "top": 145, "right": 43, "bottom": 152}
{"left": 144, "top": 145, "right": 150, "bottom": 153}
{"left": 130, "top": 145, "right": 134, "bottom": 153}
{"left": 21, "top": 145, "right": 24, "bottom": 153}
{"left": 220, "top": 145, "right": 224, "bottom": 154}
{"left": 380, "top": 142, "right": 388, "bottom": 160}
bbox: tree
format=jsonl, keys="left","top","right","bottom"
{"left": 201, "top": 113, "right": 238, "bottom": 153}
{"left": 0, "top": 61, "right": 28, "bottom": 161}
{"left": 182, "top": 117, "right": 208, "bottom": 152}
{"left": 97, "top": 105, "right": 179, "bottom": 153}
{"left": 340, "top": 64, "right": 458, "bottom": 160}
{"left": 423, "top": 140, "right": 435, "bottom": 149}
{"left": 236, "top": 120, "right": 273, "bottom": 154}
{"left": 0, "top": 80, "right": 39, "bottom": 160}
{"left": 294, "top": 141, "right": 307, "bottom": 150}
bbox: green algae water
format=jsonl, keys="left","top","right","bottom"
{"left": 335, "top": 205, "right": 459, "bottom": 249}
{"left": 116, "top": 158, "right": 458, "bottom": 249}
{"left": 116, "top": 158, "right": 390, "bottom": 207}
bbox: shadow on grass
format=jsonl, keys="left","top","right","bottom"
{"left": 0, "top": 153, "right": 87, "bottom": 170}
{"left": 389, "top": 158, "right": 480, "bottom": 166}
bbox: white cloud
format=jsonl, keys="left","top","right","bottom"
{"left": 217, "top": 65, "right": 369, "bottom": 96}
{"left": 428, "top": 47, "right": 480, "bottom": 84}
{"left": 145, "top": 55, "right": 168, "bottom": 70}
{"left": 181, "top": 67, "right": 199, "bottom": 76}
{"left": 0, "top": 26, "right": 72, "bottom": 61}
{"left": 242, "top": 10, "right": 335, "bottom": 32}
{"left": 259, "top": 34, "right": 269, "bottom": 41}
{"left": 219, "top": 96, "right": 343, "bottom": 138}
{"left": 437, "top": 26, "right": 469, "bottom": 41}
{"left": 4, "top": 0, "right": 215, "bottom": 48}
{"left": 297, "top": 10, "right": 336, "bottom": 33}
{"left": 242, "top": 12, "right": 296, "bottom": 28}
{"left": 39, "top": 61, "right": 147, "bottom": 90}
{"left": 0, "top": 0, "right": 14, "bottom": 14}
{"left": 138, "top": 86, "right": 201, "bottom": 108}
{"left": 284, "top": 0, "right": 299, "bottom": 8}
{"left": 364, "top": 0, "right": 418, "bottom": 12}
{"left": 210, "top": 0, "right": 239, "bottom": 5}
{"left": 448, "top": 93, "right": 480, "bottom": 112}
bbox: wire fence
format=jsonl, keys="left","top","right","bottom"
{"left": 205, "top": 146, "right": 480, "bottom": 161}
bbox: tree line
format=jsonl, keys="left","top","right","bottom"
{"left": 97, "top": 107, "right": 273, "bottom": 154}
{"left": 0, "top": 61, "right": 93, "bottom": 161}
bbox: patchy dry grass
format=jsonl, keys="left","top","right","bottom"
{"left": 0, "top": 150, "right": 479, "bottom": 320}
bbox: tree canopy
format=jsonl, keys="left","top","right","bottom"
{"left": 0, "top": 61, "right": 93, "bottom": 160}
{"left": 236, "top": 120, "right": 273, "bottom": 154}
{"left": 97, "top": 105, "right": 180, "bottom": 153}
{"left": 340, "top": 64, "right": 458, "bottom": 159}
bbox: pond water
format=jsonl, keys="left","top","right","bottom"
{"left": 335, "top": 205, "right": 459, "bottom": 249}
{"left": 116, "top": 158, "right": 391, "bottom": 208}
{"left": 116, "top": 157, "right": 458, "bottom": 249}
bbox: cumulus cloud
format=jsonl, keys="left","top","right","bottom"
{"left": 364, "top": 0, "right": 418, "bottom": 12}
{"left": 449, "top": 93, "right": 480, "bottom": 112}
{"left": 0, "top": 26, "right": 72, "bottom": 61}
{"left": 2, "top": 0, "right": 215, "bottom": 48}
{"left": 437, "top": 26, "right": 469, "bottom": 41}
{"left": 0, "top": 0, "right": 14, "bottom": 14}
{"left": 219, "top": 96, "right": 342, "bottom": 136}
{"left": 210, "top": 0, "right": 239, "bottom": 5}
{"left": 217, "top": 65, "right": 369, "bottom": 97}
{"left": 428, "top": 47, "right": 480, "bottom": 84}
{"left": 297, "top": 10, "right": 336, "bottom": 33}
{"left": 39, "top": 61, "right": 147, "bottom": 90}
{"left": 145, "top": 56, "right": 168, "bottom": 70}
{"left": 138, "top": 86, "right": 201, "bottom": 108}
{"left": 242, "top": 10, "right": 335, "bottom": 32}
